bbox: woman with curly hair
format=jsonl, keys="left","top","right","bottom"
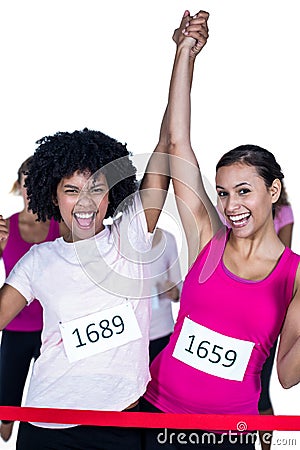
{"left": 0, "top": 77, "right": 170, "bottom": 450}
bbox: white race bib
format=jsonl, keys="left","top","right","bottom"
{"left": 59, "top": 303, "right": 142, "bottom": 363}
{"left": 173, "top": 317, "right": 255, "bottom": 381}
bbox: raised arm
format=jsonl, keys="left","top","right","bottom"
{"left": 139, "top": 107, "right": 170, "bottom": 233}
{"left": 139, "top": 12, "right": 203, "bottom": 234}
{"left": 168, "top": 11, "right": 223, "bottom": 266}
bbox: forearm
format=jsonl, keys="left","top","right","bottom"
{"left": 141, "top": 107, "right": 170, "bottom": 192}
{"left": 168, "top": 44, "right": 194, "bottom": 149}
{"left": 277, "top": 335, "right": 300, "bottom": 388}
{"left": 139, "top": 44, "right": 192, "bottom": 226}
{"left": 167, "top": 41, "right": 204, "bottom": 200}
{"left": 140, "top": 108, "right": 170, "bottom": 232}
{"left": 166, "top": 14, "right": 222, "bottom": 263}
{"left": 0, "top": 284, "right": 27, "bottom": 330}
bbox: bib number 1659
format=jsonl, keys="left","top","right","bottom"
{"left": 185, "top": 335, "right": 237, "bottom": 367}
{"left": 172, "top": 317, "right": 254, "bottom": 381}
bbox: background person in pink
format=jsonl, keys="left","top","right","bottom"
{"left": 141, "top": 9, "right": 300, "bottom": 450}
{"left": 0, "top": 157, "right": 66, "bottom": 442}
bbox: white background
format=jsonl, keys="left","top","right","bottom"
{"left": 1, "top": 1, "right": 300, "bottom": 448}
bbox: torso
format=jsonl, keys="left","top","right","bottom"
{"left": 2, "top": 212, "right": 60, "bottom": 332}
{"left": 145, "top": 229, "right": 300, "bottom": 415}
{"left": 5, "top": 193, "right": 153, "bottom": 424}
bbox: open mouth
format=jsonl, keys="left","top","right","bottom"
{"left": 228, "top": 212, "right": 251, "bottom": 227}
{"left": 73, "top": 211, "right": 97, "bottom": 228}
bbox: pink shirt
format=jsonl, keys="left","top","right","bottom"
{"left": 145, "top": 229, "right": 300, "bottom": 415}
{"left": 274, "top": 204, "right": 294, "bottom": 234}
{"left": 2, "top": 213, "right": 60, "bottom": 331}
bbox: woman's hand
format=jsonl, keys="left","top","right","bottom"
{"left": 0, "top": 216, "right": 8, "bottom": 243}
{"left": 173, "top": 10, "right": 209, "bottom": 59}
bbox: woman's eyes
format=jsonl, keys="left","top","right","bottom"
{"left": 64, "top": 188, "right": 105, "bottom": 194}
{"left": 64, "top": 188, "right": 79, "bottom": 194}
{"left": 239, "top": 188, "right": 251, "bottom": 195}
{"left": 91, "top": 188, "right": 105, "bottom": 193}
{"left": 217, "top": 188, "right": 251, "bottom": 198}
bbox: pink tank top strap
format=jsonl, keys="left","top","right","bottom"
{"left": 8, "top": 213, "right": 22, "bottom": 242}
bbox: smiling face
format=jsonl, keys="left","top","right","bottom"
{"left": 55, "top": 170, "right": 109, "bottom": 242}
{"left": 216, "top": 162, "right": 281, "bottom": 236}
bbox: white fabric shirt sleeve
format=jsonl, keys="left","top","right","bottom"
{"left": 6, "top": 246, "right": 36, "bottom": 305}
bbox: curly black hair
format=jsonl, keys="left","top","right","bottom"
{"left": 25, "top": 128, "right": 138, "bottom": 222}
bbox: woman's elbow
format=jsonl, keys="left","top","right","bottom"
{"left": 279, "top": 377, "right": 297, "bottom": 390}
{"left": 277, "top": 366, "right": 299, "bottom": 389}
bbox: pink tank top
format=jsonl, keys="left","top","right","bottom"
{"left": 145, "top": 230, "right": 300, "bottom": 415}
{"left": 2, "top": 213, "right": 60, "bottom": 331}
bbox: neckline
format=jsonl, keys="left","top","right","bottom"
{"left": 59, "top": 225, "right": 110, "bottom": 246}
{"left": 220, "top": 247, "right": 288, "bottom": 285}
{"left": 15, "top": 213, "right": 52, "bottom": 245}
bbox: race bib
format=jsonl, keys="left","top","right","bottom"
{"left": 59, "top": 303, "right": 142, "bottom": 363}
{"left": 173, "top": 317, "right": 255, "bottom": 381}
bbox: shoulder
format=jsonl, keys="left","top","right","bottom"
{"left": 160, "top": 229, "right": 176, "bottom": 244}
{"left": 26, "top": 239, "right": 58, "bottom": 258}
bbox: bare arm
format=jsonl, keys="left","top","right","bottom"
{"left": 0, "top": 214, "right": 32, "bottom": 328}
{"left": 139, "top": 12, "right": 208, "bottom": 234}
{"left": 277, "top": 265, "right": 300, "bottom": 388}
{"left": 139, "top": 108, "right": 170, "bottom": 233}
{"left": 168, "top": 11, "right": 223, "bottom": 266}
{"left": 0, "top": 215, "right": 9, "bottom": 257}
{"left": 0, "top": 284, "right": 27, "bottom": 330}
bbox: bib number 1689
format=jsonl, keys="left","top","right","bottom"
{"left": 59, "top": 304, "right": 142, "bottom": 362}
{"left": 73, "top": 315, "right": 124, "bottom": 348}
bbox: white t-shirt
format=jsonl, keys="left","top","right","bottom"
{"left": 7, "top": 192, "right": 153, "bottom": 428}
{"left": 147, "top": 229, "right": 182, "bottom": 340}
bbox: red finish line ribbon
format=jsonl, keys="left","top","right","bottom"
{"left": 1, "top": 407, "right": 300, "bottom": 431}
